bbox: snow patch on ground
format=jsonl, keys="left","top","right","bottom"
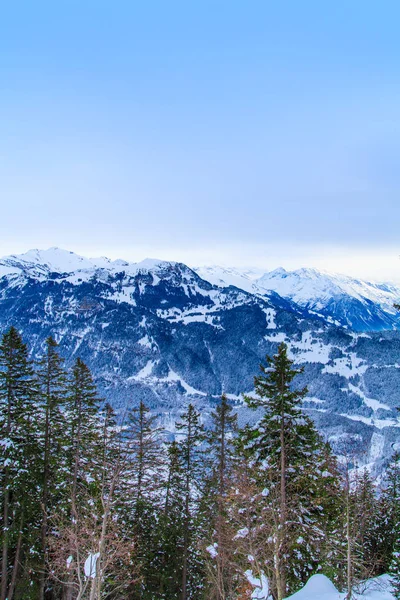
{"left": 287, "top": 333, "right": 332, "bottom": 365}
{"left": 285, "top": 574, "right": 394, "bottom": 600}
{"left": 322, "top": 353, "right": 368, "bottom": 377}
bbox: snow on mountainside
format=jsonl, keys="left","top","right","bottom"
{"left": 194, "top": 266, "right": 262, "bottom": 293}
{"left": 0, "top": 247, "right": 169, "bottom": 277}
{"left": 256, "top": 267, "right": 400, "bottom": 313}
{"left": 195, "top": 265, "right": 400, "bottom": 332}
{"left": 2, "top": 248, "right": 400, "bottom": 475}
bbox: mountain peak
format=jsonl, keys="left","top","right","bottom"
{"left": 4, "top": 247, "right": 96, "bottom": 273}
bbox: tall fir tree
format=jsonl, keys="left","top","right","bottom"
{"left": 62, "top": 357, "right": 103, "bottom": 600}
{"left": 124, "top": 400, "right": 164, "bottom": 599}
{"left": 0, "top": 327, "right": 40, "bottom": 600}
{"left": 176, "top": 404, "right": 206, "bottom": 600}
{"left": 390, "top": 534, "right": 400, "bottom": 600}
{"left": 378, "top": 453, "right": 400, "bottom": 572}
{"left": 157, "top": 441, "right": 186, "bottom": 599}
{"left": 36, "top": 336, "right": 68, "bottom": 599}
{"left": 204, "top": 394, "right": 237, "bottom": 600}
{"left": 240, "top": 343, "right": 341, "bottom": 599}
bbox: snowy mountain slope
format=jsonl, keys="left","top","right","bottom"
{"left": 195, "top": 265, "right": 400, "bottom": 332}
{"left": 193, "top": 266, "right": 262, "bottom": 293}
{"left": 0, "top": 247, "right": 171, "bottom": 278}
{"left": 1, "top": 248, "right": 400, "bottom": 474}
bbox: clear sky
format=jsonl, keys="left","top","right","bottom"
{"left": 1, "top": 1, "right": 399, "bottom": 281}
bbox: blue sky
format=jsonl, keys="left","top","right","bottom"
{"left": 1, "top": 1, "right": 399, "bottom": 280}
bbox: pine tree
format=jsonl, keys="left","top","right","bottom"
{"left": 390, "top": 533, "right": 400, "bottom": 600}
{"left": 36, "top": 336, "right": 68, "bottom": 599}
{"left": 0, "top": 327, "right": 40, "bottom": 600}
{"left": 353, "top": 469, "right": 380, "bottom": 579}
{"left": 66, "top": 357, "right": 102, "bottom": 514}
{"left": 311, "top": 442, "right": 344, "bottom": 590}
{"left": 378, "top": 453, "right": 400, "bottom": 572}
{"left": 62, "top": 357, "right": 103, "bottom": 600}
{"left": 125, "top": 400, "right": 163, "bottom": 504}
{"left": 157, "top": 441, "right": 186, "bottom": 599}
{"left": 88, "top": 403, "right": 136, "bottom": 600}
{"left": 240, "top": 343, "right": 339, "bottom": 599}
{"left": 205, "top": 394, "right": 237, "bottom": 600}
{"left": 176, "top": 404, "right": 206, "bottom": 600}
{"left": 123, "top": 401, "right": 164, "bottom": 599}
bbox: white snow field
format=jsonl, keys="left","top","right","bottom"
{"left": 246, "top": 573, "right": 395, "bottom": 600}
{"left": 283, "top": 574, "right": 394, "bottom": 600}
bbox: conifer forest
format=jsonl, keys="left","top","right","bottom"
{"left": 1, "top": 326, "right": 400, "bottom": 600}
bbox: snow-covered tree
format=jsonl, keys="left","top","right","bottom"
{"left": 239, "top": 343, "right": 342, "bottom": 599}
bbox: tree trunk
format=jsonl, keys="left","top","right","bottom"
{"left": 1, "top": 382, "right": 13, "bottom": 600}
{"left": 39, "top": 372, "right": 52, "bottom": 600}
{"left": 181, "top": 418, "right": 192, "bottom": 600}
{"left": 7, "top": 510, "right": 25, "bottom": 600}
{"left": 277, "top": 406, "right": 287, "bottom": 600}
{"left": 346, "top": 466, "right": 352, "bottom": 600}
{"left": 65, "top": 398, "right": 82, "bottom": 600}
{"left": 1, "top": 482, "right": 10, "bottom": 600}
{"left": 216, "top": 406, "right": 226, "bottom": 600}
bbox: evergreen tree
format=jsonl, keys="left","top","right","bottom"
{"left": 124, "top": 401, "right": 164, "bottom": 599}
{"left": 240, "top": 343, "right": 340, "bottom": 599}
{"left": 205, "top": 394, "right": 237, "bottom": 600}
{"left": 88, "top": 403, "right": 136, "bottom": 600}
{"left": 157, "top": 441, "right": 186, "bottom": 599}
{"left": 176, "top": 404, "right": 206, "bottom": 600}
{"left": 390, "top": 533, "right": 400, "bottom": 600}
{"left": 352, "top": 469, "right": 380, "bottom": 579}
{"left": 377, "top": 453, "right": 400, "bottom": 572}
{"left": 0, "top": 327, "right": 40, "bottom": 600}
{"left": 36, "top": 336, "right": 68, "bottom": 599}
{"left": 62, "top": 357, "right": 103, "bottom": 600}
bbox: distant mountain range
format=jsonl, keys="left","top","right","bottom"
{"left": 1, "top": 247, "right": 400, "bottom": 475}
{"left": 195, "top": 265, "right": 400, "bottom": 332}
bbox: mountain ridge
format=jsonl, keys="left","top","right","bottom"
{"left": 1, "top": 247, "right": 400, "bottom": 474}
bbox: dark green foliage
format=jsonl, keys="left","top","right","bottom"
{"left": 123, "top": 401, "right": 164, "bottom": 599}
{"left": 390, "top": 538, "right": 400, "bottom": 599}
{"left": 0, "top": 327, "right": 40, "bottom": 599}
{"left": 157, "top": 441, "right": 186, "bottom": 599}
{"left": 238, "top": 343, "right": 344, "bottom": 599}
{"left": 0, "top": 328, "right": 394, "bottom": 599}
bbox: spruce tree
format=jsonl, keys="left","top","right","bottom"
{"left": 241, "top": 343, "right": 339, "bottom": 599}
{"left": 390, "top": 534, "right": 400, "bottom": 600}
{"left": 36, "top": 336, "right": 68, "bottom": 599}
{"left": 62, "top": 357, "right": 102, "bottom": 600}
{"left": 353, "top": 470, "right": 380, "bottom": 579}
{"left": 0, "top": 327, "right": 40, "bottom": 600}
{"left": 176, "top": 404, "right": 206, "bottom": 600}
{"left": 156, "top": 440, "right": 186, "bottom": 599}
{"left": 205, "top": 394, "right": 237, "bottom": 600}
{"left": 88, "top": 403, "right": 136, "bottom": 600}
{"left": 378, "top": 453, "right": 400, "bottom": 572}
{"left": 123, "top": 401, "right": 164, "bottom": 599}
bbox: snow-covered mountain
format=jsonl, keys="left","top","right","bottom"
{"left": 0, "top": 247, "right": 168, "bottom": 279}
{"left": 195, "top": 265, "right": 400, "bottom": 332}
{"left": 2, "top": 248, "right": 400, "bottom": 475}
{"left": 194, "top": 266, "right": 262, "bottom": 293}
